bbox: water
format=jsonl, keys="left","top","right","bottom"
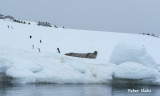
{"left": 0, "top": 83, "right": 160, "bottom": 96}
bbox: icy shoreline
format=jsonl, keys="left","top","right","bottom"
{"left": 0, "top": 44, "right": 159, "bottom": 85}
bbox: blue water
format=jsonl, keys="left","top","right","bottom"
{"left": 0, "top": 84, "right": 160, "bottom": 96}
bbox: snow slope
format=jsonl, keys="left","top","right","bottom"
{"left": 0, "top": 19, "right": 160, "bottom": 85}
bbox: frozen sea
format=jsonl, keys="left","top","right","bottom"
{"left": 0, "top": 84, "right": 160, "bottom": 96}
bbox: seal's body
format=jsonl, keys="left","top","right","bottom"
{"left": 65, "top": 51, "right": 97, "bottom": 59}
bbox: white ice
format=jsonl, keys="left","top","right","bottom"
{"left": 109, "top": 43, "right": 159, "bottom": 69}
{"left": 113, "top": 62, "right": 159, "bottom": 80}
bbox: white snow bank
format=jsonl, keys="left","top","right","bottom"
{"left": 109, "top": 43, "right": 158, "bottom": 69}
{"left": 0, "top": 47, "right": 159, "bottom": 85}
{"left": 0, "top": 47, "right": 115, "bottom": 84}
{"left": 113, "top": 62, "right": 159, "bottom": 80}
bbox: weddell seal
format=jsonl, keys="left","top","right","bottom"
{"left": 65, "top": 51, "right": 98, "bottom": 59}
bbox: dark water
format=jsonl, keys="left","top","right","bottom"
{"left": 0, "top": 83, "right": 160, "bottom": 96}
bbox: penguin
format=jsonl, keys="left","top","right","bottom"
{"left": 57, "top": 48, "right": 61, "bottom": 53}
{"left": 29, "top": 35, "right": 32, "bottom": 39}
{"left": 38, "top": 48, "right": 40, "bottom": 52}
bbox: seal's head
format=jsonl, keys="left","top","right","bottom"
{"left": 94, "top": 51, "right": 98, "bottom": 55}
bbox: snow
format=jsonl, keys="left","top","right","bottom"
{"left": 0, "top": 46, "right": 115, "bottom": 84}
{"left": 109, "top": 43, "right": 158, "bottom": 69}
{"left": 113, "top": 62, "right": 159, "bottom": 80}
{"left": 0, "top": 19, "right": 160, "bottom": 85}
